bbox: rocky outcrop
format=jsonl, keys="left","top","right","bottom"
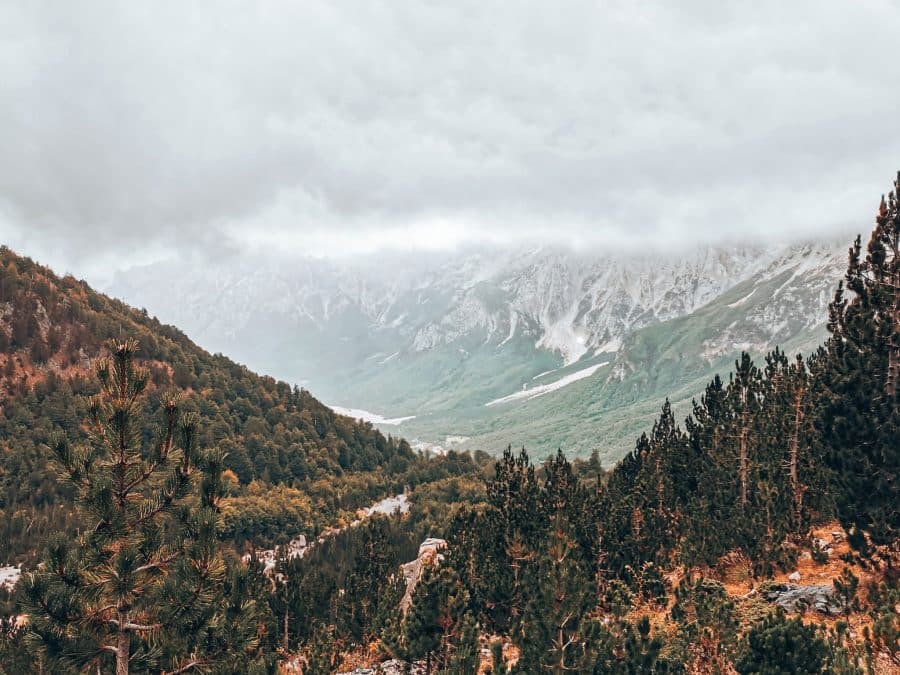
{"left": 337, "top": 660, "right": 424, "bottom": 675}
{"left": 241, "top": 536, "right": 307, "bottom": 574}
{"left": 0, "top": 564, "right": 20, "bottom": 592}
{"left": 763, "top": 583, "right": 844, "bottom": 615}
{"left": 399, "top": 538, "right": 447, "bottom": 613}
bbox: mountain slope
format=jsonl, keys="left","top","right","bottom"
{"left": 0, "top": 246, "right": 425, "bottom": 563}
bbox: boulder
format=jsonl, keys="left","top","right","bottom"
{"left": 337, "top": 659, "right": 424, "bottom": 675}
{"left": 399, "top": 538, "right": 447, "bottom": 613}
{"left": 0, "top": 565, "right": 21, "bottom": 592}
{"left": 763, "top": 583, "right": 844, "bottom": 615}
{"left": 788, "top": 571, "right": 802, "bottom": 582}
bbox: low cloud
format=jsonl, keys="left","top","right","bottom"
{"left": 1, "top": 1, "right": 898, "bottom": 278}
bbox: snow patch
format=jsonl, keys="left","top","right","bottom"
{"left": 499, "top": 310, "right": 519, "bottom": 346}
{"left": 330, "top": 406, "right": 416, "bottom": 425}
{"left": 727, "top": 288, "right": 756, "bottom": 308}
{"left": 486, "top": 362, "right": 609, "bottom": 407}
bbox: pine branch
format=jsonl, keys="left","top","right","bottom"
{"left": 164, "top": 659, "right": 202, "bottom": 674}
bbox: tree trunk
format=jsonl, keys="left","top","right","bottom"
{"left": 739, "top": 424, "right": 748, "bottom": 507}
{"left": 656, "top": 454, "right": 664, "bottom": 512}
{"left": 116, "top": 628, "right": 129, "bottom": 675}
{"left": 789, "top": 385, "right": 805, "bottom": 520}
{"left": 556, "top": 626, "right": 566, "bottom": 675}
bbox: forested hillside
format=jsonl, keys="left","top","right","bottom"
{"left": 0, "top": 247, "right": 478, "bottom": 563}
{"left": 0, "top": 174, "right": 897, "bottom": 673}
{"left": 308, "top": 176, "right": 897, "bottom": 672}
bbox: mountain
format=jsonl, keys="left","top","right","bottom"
{"left": 0, "top": 246, "right": 475, "bottom": 564}
{"left": 109, "top": 238, "right": 849, "bottom": 462}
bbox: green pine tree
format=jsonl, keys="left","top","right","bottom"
{"left": 22, "top": 339, "right": 258, "bottom": 674}
{"left": 514, "top": 515, "right": 592, "bottom": 674}
{"left": 303, "top": 623, "right": 342, "bottom": 675}
{"left": 670, "top": 577, "right": 737, "bottom": 671}
{"left": 819, "top": 172, "right": 900, "bottom": 561}
{"left": 735, "top": 609, "right": 827, "bottom": 675}
{"left": 680, "top": 375, "right": 733, "bottom": 568}
{"left": 403, "top": 565, "right": 471, "bottom": 674}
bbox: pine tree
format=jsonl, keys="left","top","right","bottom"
{"left": 514, "top": 515, "right": 592, "bottom": 674}
{"left": 820, "top": 173, "right": 900, "bottom": 560}
{"left": 599, "top": 446, "right": 645, "bottom": 576}
{"left": 578, "top": 615, "right": 672, "bottom": 674}
{"left": 340, "top": 518, "right": 402, "bottom": 643}
{"left": 680, "top": 375, "right": 733, "bottom": 568}
{"left": 736, "top": 609, "right": 826, "bottom": 675}
{"left": 742, "top": 348, "right": 805, "bottom": 575}
{"left": 670, "top": 577, "right": 737, "bottom": 670}
{"left": 490, "top": 639, "right": 508, "bottom": 675}
{"left": 403, "top": 565, "right": 471, "bottom": 674}
{"left": 540, "top": 449, "right": 600, "bottom": 567}
{"left": 22, "top": 339, "right": 258, "bottom": 674}
{"left": 444, "top": 612, "right": 479, "bottom": 675}
{"left": 628, "top": 401, "right": 686, "bottom": 566}
{"left": 484, "top": 447, "right": 542, "bottom": 630}
{"left": 303, "top": 624, "right": 342, "bottom": 675}
{"left": 727, "top": 353, "right": 763, "bottom": 509}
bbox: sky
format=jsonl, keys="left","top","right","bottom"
{"left": 1, "top": 1, "right": 899, "bottom": 281}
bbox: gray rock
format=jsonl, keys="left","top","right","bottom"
{"left": 788, "top": 571, "right": 801, "bottom": 582}
{"left": 0, "top": 565, "right": 21, "bottom": 592}
{"left": 399, "top": 539, "right": 447, "bottom": 613}
{"left": 763, "top": 584, "right": 844, "bottom": 615}
{"left": 337, "top": 659, "right": 424, "bottom": 675}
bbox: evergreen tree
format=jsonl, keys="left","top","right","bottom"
{"left": 819, "top": 173, "right": 900, "bottom": 561}
{"left": 578, "top": 615, "right": 674, "bottom": 674}
{"left": 680, "top": 375, "right": 733, "bottom": 568}
{"left": 540, "top": 449, "right": 601, "bottom": 570}
{"left": 444, "top": 612, "right": 479, "bottom": 675}
{"left": 735, "top": 609, "right": 827, "bottom": 675}
{"left": 670, "top": 577, "right": 737, "bottom": 671}
{"left": 303, "top": 624, "right": 342, "bottom": 675}
{"left": 403, "top": 565, "right": 472, "bottom": 674}
{"left": 599, "top": 446, "right": 645, "bottom": 576}
{"left": 629, "top": 401, "right": 686, "bottom": 567}
{"left": 22, "top": 339, "right": 258, "bottom": 674}
{"left": 340, "top": 518, "right": 402, "bottom": 643}
{"left": 482, "top": 447, "right": 543, "bottom": 630}
{"left": 514, "top": 515, "right": 592, "bottom": 674}
{"left": 489, "top": 639, "right": 508, "bottom": 675}
{"left": 727, "top": 353, "right": 763, "bottom": 510}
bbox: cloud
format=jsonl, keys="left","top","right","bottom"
{"left": 1, "top": 1, "right": 898, "bottom": 278}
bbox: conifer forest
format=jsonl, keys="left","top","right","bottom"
{"left": 1, "top": 4, "right": 899, "bottom": 673}
{"left": 0, "top": 174, "right": 896, "bottom": 672}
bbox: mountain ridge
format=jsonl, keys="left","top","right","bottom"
{"left": 108, "top": 236, "right": 850, "bottom": 461}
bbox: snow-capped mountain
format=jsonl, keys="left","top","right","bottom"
{"left": 110, "top": 242, "right": 835, "bottom": 367}
{"left": 108, "top": 238, "right": 848, "bottom": 461}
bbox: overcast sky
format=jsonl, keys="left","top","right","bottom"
{"left": 1, "top": 1, "right": 899, "bottom": 280}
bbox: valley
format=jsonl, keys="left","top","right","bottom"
{"left": 110, "top": 238, "right": 849, "bottom": 463}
